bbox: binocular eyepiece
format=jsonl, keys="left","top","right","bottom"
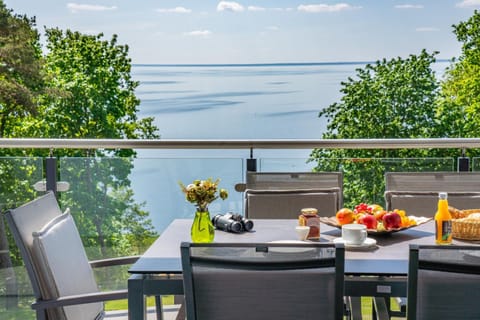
{"left": 211, "top": 212, "right": 254, "bottom": 233}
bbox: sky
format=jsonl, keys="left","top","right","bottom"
{"left": 5, "top": 0, "right": 480, "bottom": 64}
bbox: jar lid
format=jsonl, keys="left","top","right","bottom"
{"left": 301, "top": 208, "right": 318, "bottom": 214}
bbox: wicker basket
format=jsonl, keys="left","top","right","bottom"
{"left": 450, "top": 208, "right": 480, "bottom": 240}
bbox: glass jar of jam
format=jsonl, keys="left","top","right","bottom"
{"left": 298, "top": 207, "right": 320, "bottom": 240}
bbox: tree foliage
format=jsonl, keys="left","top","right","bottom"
{"left": 310, "top": 50, "right": 445, "bottom": 207}
{"left": 26, "top": 29, "right": 161, "bottom": 257}
{"left": 25, "top": 28, "right": 159, "bottom": 155}
{"left": 0, "top": 1, "right": 160, "bottom": 261}
{"left": 437, "top": 10, "right": 480, "bottom": 143}
{"left": 0, "top": 1, "right": 43, "bottom": 138}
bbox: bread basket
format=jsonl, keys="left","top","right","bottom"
{"left": 450, "top": 207, "right": 480, "bottom": 240}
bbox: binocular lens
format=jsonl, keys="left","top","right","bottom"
{"left": 230, "top": 221, "right": 243, "bottom": 233}
{"left": 242, "top": 219, "right": 254, "bottom": 231}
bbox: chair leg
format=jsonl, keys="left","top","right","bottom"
{"left": 155, "top": 295, "right": 163, "bottom": 320}
{"left": 372, "top": 297, "right": 390, "bottom": 320}
{"left": 347, "top": 296, "right": 362, "bottom": 320}
{"left": 175, "top": 301, "right": 186, "bottom": 320}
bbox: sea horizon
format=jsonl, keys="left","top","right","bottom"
{"left": 133, "top": 58, "right": 452, "bottom": 68}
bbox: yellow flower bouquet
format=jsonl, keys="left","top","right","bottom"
{"left": 179, "top": 178, "right": 228, "bottom": 212}
{"left": 179, "top": 178, "right": 228, "bottom": 243}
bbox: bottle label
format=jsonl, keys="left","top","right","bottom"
{"left": 436, "top": 220, "right": 452, "bottom": 243}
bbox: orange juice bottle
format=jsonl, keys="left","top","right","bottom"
{"left": 435, "top": 192, "right": 452, "bottom": 245}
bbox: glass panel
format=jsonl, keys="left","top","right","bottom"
{"left": 259, "top": 157, "right": 317, "bottom": 171}
{"left": 58, "top": 157, "right": 244, "bottom": 259}
{"left": 0, "top": 157, "right": 44, "bottom": 210}
{"left": 472, "top": 157, "right": 480, "bottom": 171}
{"left": 0, "top": 157, "right": 43, "bottom": 320}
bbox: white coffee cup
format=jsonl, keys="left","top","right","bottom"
{"left": 295, "top": 226, "right": 310, "bottom": 241}
{"left": 341, "top": 224, "right": 367, "bottom": 245}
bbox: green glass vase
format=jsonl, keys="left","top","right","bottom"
{"left": 191, "top": 210, "right": 215, "bottom": 243}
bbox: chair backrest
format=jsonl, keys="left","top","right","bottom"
{"left": 407, "top": 244, "right": 480, "bottom": 320}
{"left": 245, "top": 188, "right": 341, "bottom": 218}
{"left": 246, "top": 172, "right": 343, "bottom": 191}
{"left": 243, "top": 172, "right": 343, "bottom": 218}
{"left": 181, "top": 242, "right": 345, "bottom": 320}
{"left": 5, "top": 191, "right": 103, "bottom": 320}
{"left": 385, "top": 172, "right": 480, "bottom": 216}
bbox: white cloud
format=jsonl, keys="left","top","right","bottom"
{"left": 416, "top": 27, "right": 440, "bottom": 32}
{"left": 156, "top": 7, "right": 192, "bottom": 13}
{"left": 67, "top": 3, "right": 117, "bottom": 13}
{"left": 297, "top": 3, "right": 361, "bottom": 13}
{"left": 217, "top": 1, "right": 245, "bottom": 12}
{"left": 394, "top": 4, "right": 424, "bottom": 9}
{"left": 272, "top": 7, "right": 294, "bottom": 11}
{"left": 184, "top": 30, "right": 212, "bottom": 37}
{"left": 267, "top": 26, "right": 279, "bottom": 31}
{"left": 456, "top": 0, "right": 480, "bottom": 8}
{"left": 248, "top": 6, "right": 266, "bottom": 12}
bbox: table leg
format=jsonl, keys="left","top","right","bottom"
{"left": 128, "top": 274, "right": 147, "bottom": 320}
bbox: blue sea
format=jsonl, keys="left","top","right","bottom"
{"left": 128, "top": 61, "right": 451, "bottom": 232}
{"left": 134, "top": 62, "right": 366, "bottom": 140}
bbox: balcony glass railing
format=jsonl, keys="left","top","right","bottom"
{"left": 1, "top": 138, "right": 479, "bottom": 319}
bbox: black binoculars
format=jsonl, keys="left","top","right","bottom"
{"left": 211, "top": 212, "right": 254, "bottom": 233}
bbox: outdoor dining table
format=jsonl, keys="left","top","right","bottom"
{"left": 127, "top": 218, "right": 477, "bottom": 319}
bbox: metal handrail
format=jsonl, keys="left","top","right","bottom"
{"left": 2, "top": 138, "right": 480, "bottom": 150}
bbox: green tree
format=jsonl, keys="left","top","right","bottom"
{"left": 27, "top": 28, "right": 158, "bottom": 149}
{"left": 0, "top": 0, "right": 44, "bottom": 138}
{"left": 310, "top": 50, "right": 444, "bottom": 207}
{"left": 22, "top": 29, "right": 160, "bottom": 257}
{"left": 437, "top": 10, "right": 480, "bottom": 142}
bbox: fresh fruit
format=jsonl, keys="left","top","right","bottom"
{"left": 336, "top": 208, "right": 355, "bottom": 225}
{"left": 354, "top": 203, "right": 370, "bottom": 214}
{"left": 335, "top": 203, "right": 416, "bottom": 231}
{"left": 394, "top": 209, "right": 406, "bottom": 217}
{"left": 374, "top": 209, "right": 387, "bottom": 221}
{"left": 368, "top": 204, "right": 384, "bottom": 214}
{"left": 382, "top": 212, "right": 402, "bottom": 230}
{"left": 357, "top": 213, "right": 378, "bottom": 230}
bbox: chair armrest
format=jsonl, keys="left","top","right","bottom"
{"left": 89, "top": 255, "right": 139, "bottom": 268}
{"left": 31, "top": 289, "right": 128, "bottom": 310}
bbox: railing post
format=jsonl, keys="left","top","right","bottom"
{"left": 45, "top": 154, "right": 58, "bottom": 196}
{"left": 458, "top": 148, "right": 470, "bottom": 172}
{"left": 458, "top": 157, "right": 470, "bottom": 172}
{"left": 246, "top": 147, "right": 257, "bottom": 172}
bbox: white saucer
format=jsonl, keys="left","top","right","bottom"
{"left": 268, "top": 240, "right": 315, "bottom": 253}
{"left": 333, "top": 237, "right": 377, "bottom": 249}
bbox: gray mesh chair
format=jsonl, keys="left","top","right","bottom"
{"left": 245, "top": 188, "right": 341, "bottom": 218}
{"left": 407, "top": 244, "right": 480, "bottom": 320}
{"left": 384, "top": 172, "right": 480, "bottom": 317}
{"left": 5, "top": 191, "right": 160, "bottom": 320}
{"left": 180, "top": 242, "right": 345, "bottom": 320}
{"left": 246, "top": 172, "right": 343, "bottom": 191}
{"left": 242, "top": 172, "right": 343, "bottom": 218}
{"left": 385, "top": 172, "right": 480, "bottom": 216}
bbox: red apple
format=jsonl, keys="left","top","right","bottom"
{"left": 357, "top": 214, "right": 378, "bottom": 230}
{"left": 382, "top": 212, "right": 402, "bottom": 230}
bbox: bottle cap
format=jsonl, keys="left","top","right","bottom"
{"left": 439, "top": 192, "right": 448, "bottom": 200}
